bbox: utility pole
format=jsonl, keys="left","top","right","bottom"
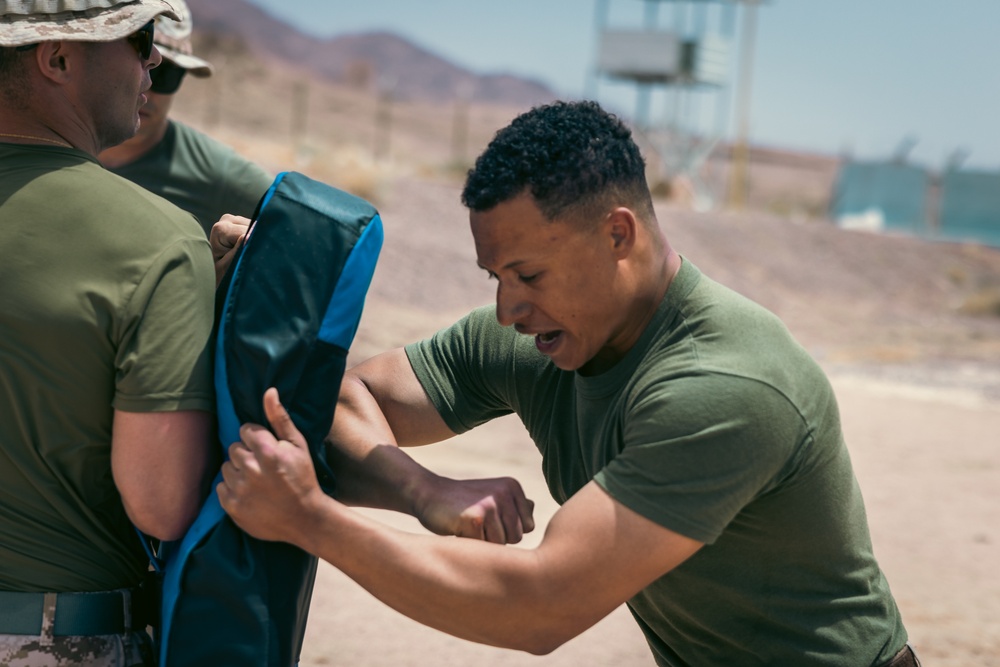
{"left": 727, "top": 0, "right": 759, "bottom": 211}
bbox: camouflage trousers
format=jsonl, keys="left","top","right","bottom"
{"left": 0, "top": 633, "right": 154, "bottom": 667}
{"left": 0, "top": 592, "right": 154, "bottom": 667}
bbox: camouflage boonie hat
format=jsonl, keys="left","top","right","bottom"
{"left": 0, "top": 0, "right": 179, "bottom": 48}
{"left": 153, "top": 0, "right": 212, "bottom": 77}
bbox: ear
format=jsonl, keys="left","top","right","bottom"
{"left": 605, "top": 207, "right": 638, "bottom": 259}
{"left": 34, "top": 41, "right": 74, "bottom": 84}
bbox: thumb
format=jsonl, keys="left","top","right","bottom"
{"left": 263, "top": 387, "right": 307, "bottom": 448}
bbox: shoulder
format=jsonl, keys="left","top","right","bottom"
{"left": 406, "top": 305, "right": 549, "bottom": 389}
{"left": 57, "top": 162, "right": 209, "bottom": 263}
{"left": 172, "top": 122, "right": 270, "bottom": 178}
{"left": 625, "top": 312, "right": 831, "bottom": 447}
{"left": 104, "top": 166, "right": 207, "bottom": 241}
{"left": 409, "top": 305, "right": 539, "bottom": 365}
{"left": 170, "top": 120, "right": 232, "bottom": 155}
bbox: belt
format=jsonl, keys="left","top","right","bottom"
{"left": 0, "top": 589, "right": 141, "bottom": 636}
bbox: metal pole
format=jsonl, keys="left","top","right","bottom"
{"left": 584, "top": 0, "right": 611, "bottom": 100}
{"left": 727, "top": 0, "right": 758, "bottom": 210}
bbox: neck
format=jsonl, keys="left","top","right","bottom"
{"left": 0, "top": 105, "right": 90, "bottom": 153}
{"left": 99, "top": 120, "right": 169, "bottom": 168}
{"left": 578, "top": 245, "right": 681, "bottom": 377}
{"left": 655, "top": 247, "right": 682, "bottom": 304}
{"left": 0, "top": 132, "right": 73, "bottom": 148}
{"left": 627, "top": 247, "right": 681, "bottom": 345}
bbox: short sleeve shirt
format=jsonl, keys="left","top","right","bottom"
{"left": 108, "top": 121, "right": 274, "bottom": 236}
{"left": 405, "top": 259, "right": 907, "bottom": 666}
{"left": 0, "top": 144, "right": 215, "bottom": 592}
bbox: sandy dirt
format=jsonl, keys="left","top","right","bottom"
{"left": 169, "top": 58, "right": 1000, "bottom": 662}
{"left": 283, "top": 175, "right": 1000, "bottom": 667}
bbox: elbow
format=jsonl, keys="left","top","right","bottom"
{"left": 520, "top": 633, "right": 571, "bottom": 656}
{"left": 499, "top": 622, "right": 576, "bottom": 656}
{"left": 124, "top": 497, "right": 202, "bottom": 541}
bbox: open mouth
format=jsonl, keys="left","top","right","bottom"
{"left": 534, "top": 330, "right": 563, "bottom": 352}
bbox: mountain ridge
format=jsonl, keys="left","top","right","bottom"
{"left": 185, "top": 0, "right": 560, "bottom": 107}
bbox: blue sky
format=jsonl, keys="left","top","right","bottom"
{"left": 244, "top": 1, "right": 1000, "bottom": 170}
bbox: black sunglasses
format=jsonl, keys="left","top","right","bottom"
{"left": 150, "top": 59, "right": 187, "bottom": 95}
{"left": 126, "top": 20, "right": 156, "bottom": 61}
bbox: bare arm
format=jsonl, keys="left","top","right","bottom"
{"left": 219, "top": 391, "right": 702, "bottom": 653}
{"left": 330, "top": 349, "right": 535, "bottom": 542}
{"left": 112, "top": 409, "right": 216, "bottom": 541}
{"left": 328, "top": 347, "right": 457, "bottom": 507}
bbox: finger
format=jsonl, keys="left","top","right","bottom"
{"left": 210, "top": 217, "right": 250, "bottom": 255}
{"left": 458, "top": 514, "right": 486, "bottom": 541}
{"left": 481, "top": 504, "right": 509, "bottom": 545}
{"left": 262, "top": 387, "right": 307, "bottom": 448}
{"left": 238, "top": 422, "right": 277, "bottom": 457}
{"left": 216, "top": 479, "right": 233, "bottom": 512}
{"left": 496, "top": 498, "right": 524, "bottom": 545}
{"left": 220, "top": 214, "right": 251, "bottom": 226}
{"left": 219, "top": 460, "right": 238, "bottom": 488}
{"left": 238, "top": 421, "right": 272, "bottom": 442}
{"left": 514, "top": 488, "right": 536, "bottom": 534}
{"left": 217, "top": 480, "right": 251, "bottom": 528}
{"left": 225, "top": 440, "right": 251, "bottom": 469}
{"left": 227, "top": 445, "right": 258, "bottom": 475}
{"left": 213, "top": 214, "right": 251, "bottom": 232}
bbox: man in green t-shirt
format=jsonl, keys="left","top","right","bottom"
{"left": 99, "top": 0, "right": 273, "bottom": 236}
{"left": 217, "top": 102, "right": 920, "bottom": 666}
{"left": 0, "top": 2, "right": 216, "bottom": 665}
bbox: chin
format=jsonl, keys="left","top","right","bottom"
{"left": 550, "top": 355, "right": 583, "bottom": 372}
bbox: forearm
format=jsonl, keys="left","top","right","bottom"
{"left": 327, "top": 363, "right": 454, "bottom": 512}
{"left": 298, "top": 495, "right": 588, "bottom": 654}
{"left": 221, "top": 407, "right": 697, "bottom": 654}
{"left": 326, "top": 437, "right": 442, "bottom": 514}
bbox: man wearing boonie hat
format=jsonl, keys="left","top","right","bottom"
{"left": 0, "top": 1, "right": 217, "bottom": 665}
{"left": 100, "top": 0, "right": 273, "bottom": 237}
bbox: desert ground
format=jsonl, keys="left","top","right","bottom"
{"left": 289, "top": 178, "right": 1000, "bottom": 667}
{"left": 172, "top": 56, "right": 1000, "bottom": 665}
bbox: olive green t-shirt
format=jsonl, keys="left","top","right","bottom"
{"left": 406, "top": 259, "right": 907, "bottom": 666}
{"left": 108, "top": 121, "right": 273, "bottom": 236}
{"left": 0, "top": 143, "right": 215, "bottom": 592}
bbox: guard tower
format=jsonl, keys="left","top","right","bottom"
{"left": 589, "top": 0, "right": 758, "bottom": 210}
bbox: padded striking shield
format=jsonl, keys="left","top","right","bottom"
{"left": 158, "top": 171, "right": 383, "bottom": 667}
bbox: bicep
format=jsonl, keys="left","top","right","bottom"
{"left": 112, "top": 409, "right": 215, "bottom": 540}
{"left": 533, "top": 481, "right": 703, "bottom": 633}
{"left": 342, "top": 347, "right": 456, "bottom": 446}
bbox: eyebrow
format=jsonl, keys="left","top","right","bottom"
{"left": 477, "top": 259, "right": 529, "bottom": 272}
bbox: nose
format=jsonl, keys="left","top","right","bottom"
{"left": 495, "top": 280, "right": 529, "bottom": 327}
{"left": 147, "top": 44, "right": 163, "bottom": 69}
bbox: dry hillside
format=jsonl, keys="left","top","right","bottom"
{"left": 162, "top": 26, "right": 1000, "bottom": 667}
{"left": 170, "top": 42, "right": 1000, "bottom": 397}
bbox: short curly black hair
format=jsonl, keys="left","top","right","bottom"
{"left": 461, "top": 100, "right": 653, "bottom": 224}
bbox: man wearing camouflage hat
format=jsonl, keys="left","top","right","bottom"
{"left": 100, "top": 0, "right": 273, "bottom": 236}
{"left": 0, "top": 1, "right": 217, "bottom": 664}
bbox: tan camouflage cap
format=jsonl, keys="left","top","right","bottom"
{"left": 153, "top": 0, "right": 211, "bottom": 77}
{"left": 0, "top": 0, "right": 180, "bottom": 48}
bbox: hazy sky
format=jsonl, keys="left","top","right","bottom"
{"left": 243, "top": 1, "right": 1000, "bottom": 170}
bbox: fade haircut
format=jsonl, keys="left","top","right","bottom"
{"left": 461, "top": 100, "right": 655, "bottom": 226}
{"left": 0, "top": 47, "right": 31, "bottom": 109}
